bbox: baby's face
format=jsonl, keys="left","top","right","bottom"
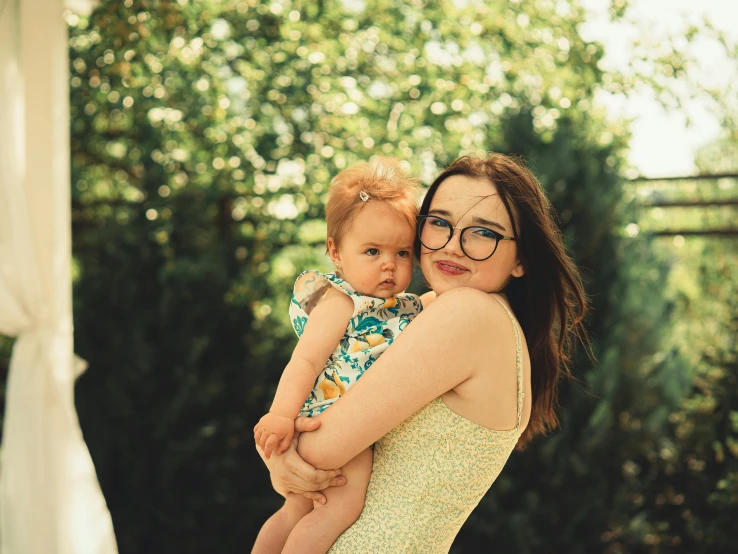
{"left": 329, "top": 202, "right": 415, "bottom": 298}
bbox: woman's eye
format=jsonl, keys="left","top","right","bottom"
{"left": 473, "top": 227, "right": 496, "bottom": 240}
{"left": 430, "top": 217, "right": 449, "bottom": 228}
{"left": 397, "top": 251, "right": 410, "bottom": 258}
{"left": 366, "top": 248, "right": 379, "bottom": 256}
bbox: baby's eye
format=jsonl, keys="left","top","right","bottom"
{"left": 397, "top": 251, "right": 410, "bottom": 258}
{"left": 365, "top": 248, "right": 379, "bottom": 256}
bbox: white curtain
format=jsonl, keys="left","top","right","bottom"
{"left": 0, "top": 0, "right": 117, "bottom": 552}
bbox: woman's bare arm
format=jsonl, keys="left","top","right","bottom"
{"left": 298, "top": 287, "right": 511, "bottom": 469}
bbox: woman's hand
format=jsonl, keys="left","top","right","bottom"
{"left": 256, "top": 417, "right": 346, "bottom": 504}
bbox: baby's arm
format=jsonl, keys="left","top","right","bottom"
{"left": 419, "top": 290, "right": 437, "bottom": 308}
{"left": 254, "top": 288, "right": 353, "bottom": 458}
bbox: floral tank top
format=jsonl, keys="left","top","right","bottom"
{"left": 289, "top": 270, "right": 422, "bottom": 417}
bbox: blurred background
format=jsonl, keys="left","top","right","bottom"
{"left": 1, "top": 0, "right": 737, "bottom": 552}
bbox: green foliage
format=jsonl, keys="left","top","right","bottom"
{"left": 594, "top": 130, "right": 738, "bottom": 553}
{"left": 696, "top": 136, "right": 738, "bottom": 174}
{"left": 65, "top": 1, "right": 682, "bottom": 552}
{"left": 66, "top": 2, "right": 628, "bottom": 551}
{"left": 0, "top": 0, "right": 719, "bottom": 553}
{"left": 596, "top": 238, "right": 738, "bottom": 553}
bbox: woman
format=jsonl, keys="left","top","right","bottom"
{"left": 256, "top": 153, "right": 588, "bottom": 552}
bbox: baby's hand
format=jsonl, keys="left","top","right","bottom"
{"left": 253, "top": 413, "right": 295, "bottom": 459}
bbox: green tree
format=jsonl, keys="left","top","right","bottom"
{"left": 45, "top": 0, "right": 737, "bottom": 552}
{"left": 593, "top": 134, "right": 738, "bottom": 553}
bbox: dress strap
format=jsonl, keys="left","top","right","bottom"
{"left": 490, "top": 296, "right": 524, "bottom": 431}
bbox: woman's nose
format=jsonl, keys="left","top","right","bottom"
{"left": 443, "top": 228, "right": 465, "bottom": 257}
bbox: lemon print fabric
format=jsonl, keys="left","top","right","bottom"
{"left": 290, "top": 270, "right": 423, "bottom": 417}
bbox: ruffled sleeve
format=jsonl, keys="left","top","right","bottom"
{"left": 289, "top": 270, "right": 359, "bottom": 338}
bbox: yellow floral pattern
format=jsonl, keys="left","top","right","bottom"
{"left": 290, "top": 270, "right": 423, "bottom": 417}
{"left": 328, "top": 296, "right": 524, "bottom": 553}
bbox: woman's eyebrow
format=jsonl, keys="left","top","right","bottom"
{"left": 428, "top": 208, "right": 452, "bottom": 217}
{"left": 429, "top": 209, "right": 507, "bottom": 232}
{"left": 471, "top": 215, "right": 507, "bottom": 232}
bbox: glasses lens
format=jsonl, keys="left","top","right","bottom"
{"left": 460, "top": 227, "right": 499, "bottom": 260}
{"left": 419, "top": 216, "right": 451, "bottom": 250}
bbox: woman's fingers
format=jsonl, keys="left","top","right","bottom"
{"left": 329, "top": 475, "right": 347, "bottom": 487}
{"left": 285, "top": 452, "right": 341, "bottom": 486}
{"left": 301, "top": 490, "right": 327, "bottom": 505}
{"left": 294, "top": 417, "right": 321, "bottom": 433}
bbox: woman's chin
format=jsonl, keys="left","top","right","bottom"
{"left": 428, "top": 275, "right": 502, "bottom": 296}
{"left": 422, "top": 262, "right": 474, "bottom": 294}
{"left": 426, "top": 277, "right": 461, "bottom": 296}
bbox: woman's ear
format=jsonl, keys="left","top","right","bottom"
{"left": 327, "top": 237, "right": 341, "bottom": 269}
{"left": 511, "top": 259, "right": 525, "bottom": 278}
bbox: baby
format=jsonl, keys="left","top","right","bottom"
{"left": 252, "top": 158, "right": 423, "bottom": 554}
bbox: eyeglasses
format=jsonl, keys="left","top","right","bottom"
{"left": 416, "top": 215, "right": 516, "bottom": 261}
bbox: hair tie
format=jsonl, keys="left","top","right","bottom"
{"left": 359, "top": 190, "right": 370, "bottom": 202}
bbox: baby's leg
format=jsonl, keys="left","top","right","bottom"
{"left": 251, "top": 493, "right": 313, "bottom": 554}
{"left": 282, "top": 447, "right": 373, "bottom": 554}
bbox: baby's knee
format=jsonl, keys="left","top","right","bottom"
{"left": 322, "top": 491, "right": 366, "bottom": 528}
{"left": 281, "top": 494, "right": 314, "bottom": 522}
{"left": 341, "top": 495, "right": 366, "bottom": 525}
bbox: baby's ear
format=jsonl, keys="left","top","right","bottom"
{"left": 327, "top": 237, "right": 341, "bottom": 266}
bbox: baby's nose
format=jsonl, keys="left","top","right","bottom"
{"left": 381, "top": 258, "right": 396, "bottom": 271}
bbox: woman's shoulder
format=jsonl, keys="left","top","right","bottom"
{"left": 421, "top": 288, "right": 521, "bottom": 359}
{"left": 424, "top": 288, "right": 513, "bottom": 325}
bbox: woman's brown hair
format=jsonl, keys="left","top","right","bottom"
{"left": 415, "top": 153, "right": 590, "bottom": 448}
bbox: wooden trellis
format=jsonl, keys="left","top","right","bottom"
{"left": 630, "top": 173, "right": 738, "bottom": 237}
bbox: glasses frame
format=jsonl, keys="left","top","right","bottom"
{"left": 416, "top": 215, "right": 516, "bottom": 261}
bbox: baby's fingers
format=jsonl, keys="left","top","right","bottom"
{"left": 256, "top": 429, "right": 270, "bottom": 450}
{"left": 264, "top": 434, "right": 279, "bottom": 459}
{"left": 254, "top": 427, "right": 263, "bottom": 445}
{"left": 277, "top": 434, "right": 292, "bottom": 455}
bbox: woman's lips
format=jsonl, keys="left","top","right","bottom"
{"left": 435, "top": 260, "right": 468, "bottom": 276}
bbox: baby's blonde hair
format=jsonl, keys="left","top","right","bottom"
{"left": 326, "top": 157, "right": 420, "bottom": 247}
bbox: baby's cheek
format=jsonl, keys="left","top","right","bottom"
{"left": 400, "top": 261, "right": 413, "bottom": 279}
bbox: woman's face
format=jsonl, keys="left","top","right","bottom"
{"left": 419, "top": 175, "right": 524, "bottom": 296}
